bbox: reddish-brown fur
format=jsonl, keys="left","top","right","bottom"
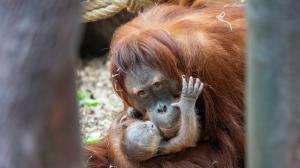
{"left": 86, "top": 4, "right": 246, "bottom": 168}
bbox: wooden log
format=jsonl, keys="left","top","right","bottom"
{"left": 246, "top": 0, "right": 300, "bottom": 167}
{"left": 0, "top": 1, "right": 83, "bottom": 168}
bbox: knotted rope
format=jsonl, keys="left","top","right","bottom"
{"left": 82, "top": 0, "right": 154, "bottom": 22}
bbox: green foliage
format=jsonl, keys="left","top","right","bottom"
{"left": 84, "top": 135, "right": 103, "bottom": 144}
{"left": 77, "top": 90, "right": 100, "bottom": 107}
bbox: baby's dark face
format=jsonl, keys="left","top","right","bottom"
{"left": 122, "top": 120, "right": 162, "bottom": 161}
{"left": 126, "top": 120, "right": 161, "bottom": 147}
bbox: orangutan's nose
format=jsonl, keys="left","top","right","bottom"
{"left": 157, "top": 104, "right": 167, "bottom": 113}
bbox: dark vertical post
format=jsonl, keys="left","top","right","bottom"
{"left": 246, "top": 0, "right": 300, "bottom": 167}
{"left": 0, "top": 1, "right": 83, "bottom": 168}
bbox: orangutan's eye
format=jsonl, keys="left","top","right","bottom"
{"left": 153, "top": 82, "right": 162, "bottom": 90}
{"left": 137, "top": 90, "right": 148, "bottom": 98}
{"left": 122, "top": 124, "right": 128, "bottom": 129}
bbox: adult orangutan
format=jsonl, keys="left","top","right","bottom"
{"left": 86, "top": 4, "right": 246, "bottom": 168}
{"left": 101, "top": 77, "right": 204, "bottom": 167}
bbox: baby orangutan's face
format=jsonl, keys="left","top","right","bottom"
{"left": 122, "top": 120, "right": 162, "bottom": 161}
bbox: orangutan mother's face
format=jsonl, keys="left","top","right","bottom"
{"left": 124, "top": 64, "right": 181, "bottom": 138}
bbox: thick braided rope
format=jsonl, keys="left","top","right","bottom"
{"left": 82, "top": 0, "right": 154, "bottom": 22}
{"left": 82, "top": 0, "right": 127, "bottom": 22}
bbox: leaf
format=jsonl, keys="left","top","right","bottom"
{"left": 77, "top": 90, "right": 91, "bottom": 101}
{"left": 77, "top": 90, "right": 100, "bottom": 107}
{"left": 80, "top": 99, "right": 99, "bottom": 107}
{"left": 84, "top": 136, "right": 102, "bottom": 144}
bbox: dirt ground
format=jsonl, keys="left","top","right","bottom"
{"left": 77, "top": 56, "right": 123, "bottom": 140}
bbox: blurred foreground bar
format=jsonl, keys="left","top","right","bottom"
{"left": 246, "top": 0, "right": 300, "bottom": 167}
{"left": 0, "top": 1, "right": 83, "bottom": 168}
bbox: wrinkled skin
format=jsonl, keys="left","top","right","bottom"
{"left": 159, "top": 76, "right": 203, "bottom": 154}
{"left": 123, "top": 120, "right": 162, "bottom": 161}
{"left": 124, "top": 64, "right": 181, "bottom": 138}
{"left": 107, "top": 75, "right": 203, "bottom": 167}
{"left": 125, "top": 68, "right": 204, "bottom": 155}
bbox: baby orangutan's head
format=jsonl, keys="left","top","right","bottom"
{"left": 121, "top": 120, "right": 162, "bottom": 161}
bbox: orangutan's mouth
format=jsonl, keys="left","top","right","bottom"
{"left": 158, "top": 121, "right": 181, "bottom": 139}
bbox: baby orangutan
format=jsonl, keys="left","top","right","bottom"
{"left": 108, "top": 77, "right": 204, "bottom": 167}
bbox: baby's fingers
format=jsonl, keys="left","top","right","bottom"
{"left": 181, "top": 76, "right": 187, "bottom": 95}
{"left": 171, "top": 102, "right": 180, "bottom": 110}
{"left": 197, "top": 82, "right": 204, "bottom": 96}
{"left": 188, "top": 76, "right": 193, "bottom": 95}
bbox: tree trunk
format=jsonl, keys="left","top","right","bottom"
{"left": 0, "top": 1, "right": 83, "bottom": 168}
{"left": 246, "top": 0, "right": 300, "bottom": 167}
